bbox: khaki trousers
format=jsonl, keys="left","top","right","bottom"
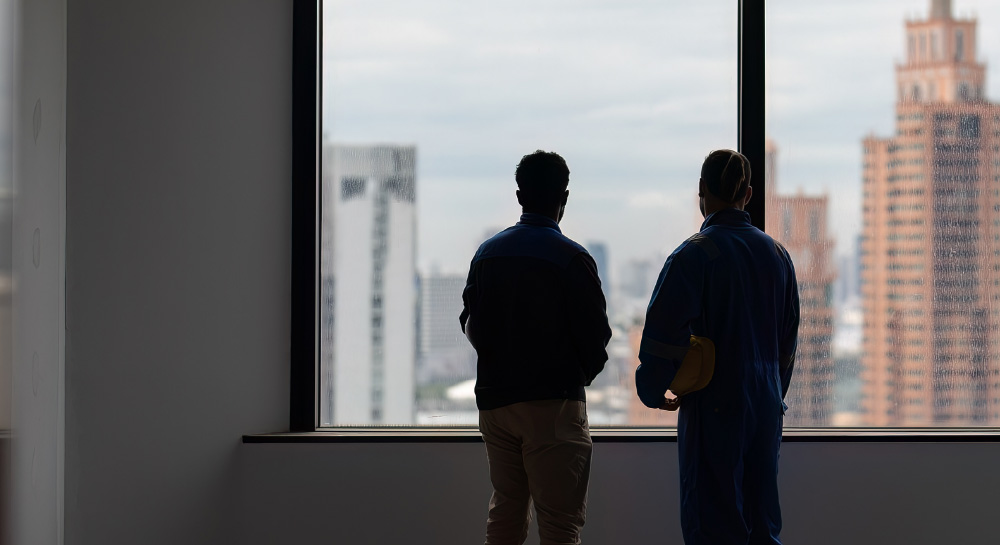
{"left": 479, "top": 399, "right": 593, "bottom": 545}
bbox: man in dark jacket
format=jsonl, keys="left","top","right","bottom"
{"left": 460, "top": 150, "right": 612, "bottom": 545}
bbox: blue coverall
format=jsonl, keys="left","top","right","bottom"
{"left": 635, "top": 208, "right": 799, "bottom": 545}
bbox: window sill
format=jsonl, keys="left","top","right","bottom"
{"left": 243, "top": 427, "right": 1000, "bottom": 444}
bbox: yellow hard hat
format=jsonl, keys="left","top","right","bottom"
{"left": 668, "top": 335, "right": 715, "bottom": 397}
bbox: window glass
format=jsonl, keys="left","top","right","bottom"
{"left": 321, "top": 0, "right": 736, "bottom": 426}
{"left": 767, "top": 0, "right": 1000, "bottom": 426}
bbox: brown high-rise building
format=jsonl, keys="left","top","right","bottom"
{"left": 765, "top": 141, "right": 836, "bottom": 426}
{"left": 861, "top": 0, "right": 1000, "bottom": 425}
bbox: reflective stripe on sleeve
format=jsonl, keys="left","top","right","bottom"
{"left": 639, "top": 337, "right": 690, "bottom": 361}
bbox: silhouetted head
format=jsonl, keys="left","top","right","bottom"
{"left": 515, "top": 150, "right": 570, "bottom": 222}
{"left": 698, "top": 149, "right": 752, "bottom": 218}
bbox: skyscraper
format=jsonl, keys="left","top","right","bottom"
{"left": 833, "top": 236, "right": 862, "bottom": 310}
{"left": 765, "top": 140, "right": 836, "bottom": 426}
{"left": 860, "top": 0, "right": 1000, "bottom": 425}
{"left": 321, "top": 144, "right": 417, "bottom": 426}
{"left": 619, "top": 258, "right": 658, "bottom": 301}
{"left": 586, "top": 241, "right": 611, "bottom": 309}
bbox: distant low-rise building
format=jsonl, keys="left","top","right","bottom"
{"left": 417, "top": 271, "right": 476, "bottom": 386}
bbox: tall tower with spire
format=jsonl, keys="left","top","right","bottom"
{"left": 897, "top": 0, "right": 985, "bottom": 104}
{"left": 860, "top": 0, "right": 1000, "bottom": 426}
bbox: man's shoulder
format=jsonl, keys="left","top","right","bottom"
{"left": 540, "top": 229, "right": 591, "bottom": 268}
{"left": 474, "top": 225, "right": 517, "bottom": 256}
{"left": 476, "top": 224, "right": 587, "bottom": 268}
{"left": 555, "top": 231, "right": 589, "bottom": 256}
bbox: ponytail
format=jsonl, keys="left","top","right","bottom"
{"left": 702, "top": 150, "right": 749, "bottom": 203}
{"left": 719, "top": 152, "right": 747, "bottom": 202}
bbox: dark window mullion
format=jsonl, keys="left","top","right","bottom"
{"left": 739, "top": 0, "right": 766, "bottom": 231}
{"left": 291, "top": 0, "right": 321, "bottom": 432}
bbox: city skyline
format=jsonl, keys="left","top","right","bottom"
{"left": 319, "top": 0, "right": 1000, "bottom": 427}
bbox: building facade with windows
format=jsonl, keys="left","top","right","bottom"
{"left": 765, "top": 141, "right": 836, "bottom": 426}
{"left": 321, "top": 144, "right": 417, "bottom": 426}
{"left": 861, "top": 0, "right": 1000, "bottom": 425}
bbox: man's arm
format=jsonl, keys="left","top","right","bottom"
{"left": 459, "top": 258, "right": 478, "bottom": 348}
{"left": 778, "top": 251, "right": 800, "bottom": 399}
{"left": 567, "top": 253, "right": 612, "bottom": 385}
{"left": 635, "top": 244, "right": 705, "bottom": 409}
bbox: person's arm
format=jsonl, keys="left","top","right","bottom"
{"left": 567, "top": 253, "right": 612, "bottom": 385}
{"left": 778, "top": 247, "right": 800, "bottom": 399}
{"left": 459, "top": 258, "right": 478, "bottom": 349}
{"left": 635, "top": 244, "right": 705, "bottom": 409}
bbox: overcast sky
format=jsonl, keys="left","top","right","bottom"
{"left": 322, "top": 0, "right": 1000, "bottom": 277}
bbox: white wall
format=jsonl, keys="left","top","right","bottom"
{"left": 64, "top": 0, "right": 289, "bottom": 543}
{"left": 239, "top": 441, "right": 1000, "bottom": 545}
{"left": 0, "top": 0, "right": 14, "bottom": 435}
{"left": 12, "top": 0, "right": 66, "bottom": 543}
{"left": 1, "top": 1, "right": 988, "bottom": 545}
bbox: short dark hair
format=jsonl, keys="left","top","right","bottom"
{"left": 515, "top": 150, "right": 569, "bottom": 209}
{"left": 701, "top": 149, "right": 750, "bottom": 203}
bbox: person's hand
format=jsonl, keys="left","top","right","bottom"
{"left": 658, "top": 396, "right": 681, "bottom": 411}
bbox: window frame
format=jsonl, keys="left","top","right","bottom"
{"left": 280, "top": 0, "right": 1000, "bottom": 439}
{"left": 290, "top": 0, "right": 320, "bottom": 432}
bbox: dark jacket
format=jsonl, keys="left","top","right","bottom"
{"left": 460, "top": 213, "right": 612, "bottom": 410}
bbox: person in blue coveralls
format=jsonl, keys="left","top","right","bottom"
{"left": 635, "top": 149, "right": 799, "bottom": 545}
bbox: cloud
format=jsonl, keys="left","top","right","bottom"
{"left": 322, "top": 0, "right": 1000, "bottom": 268}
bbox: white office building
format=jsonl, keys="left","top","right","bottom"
{"left": 321, "top": 144, "right": 417, "bottom": 426}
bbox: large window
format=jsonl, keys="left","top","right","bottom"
{"left": 316, "top": 0, "right": 736, "bottom": 427}
{"left": 296, "top": 0, "right": 1000, "bottom": 430}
